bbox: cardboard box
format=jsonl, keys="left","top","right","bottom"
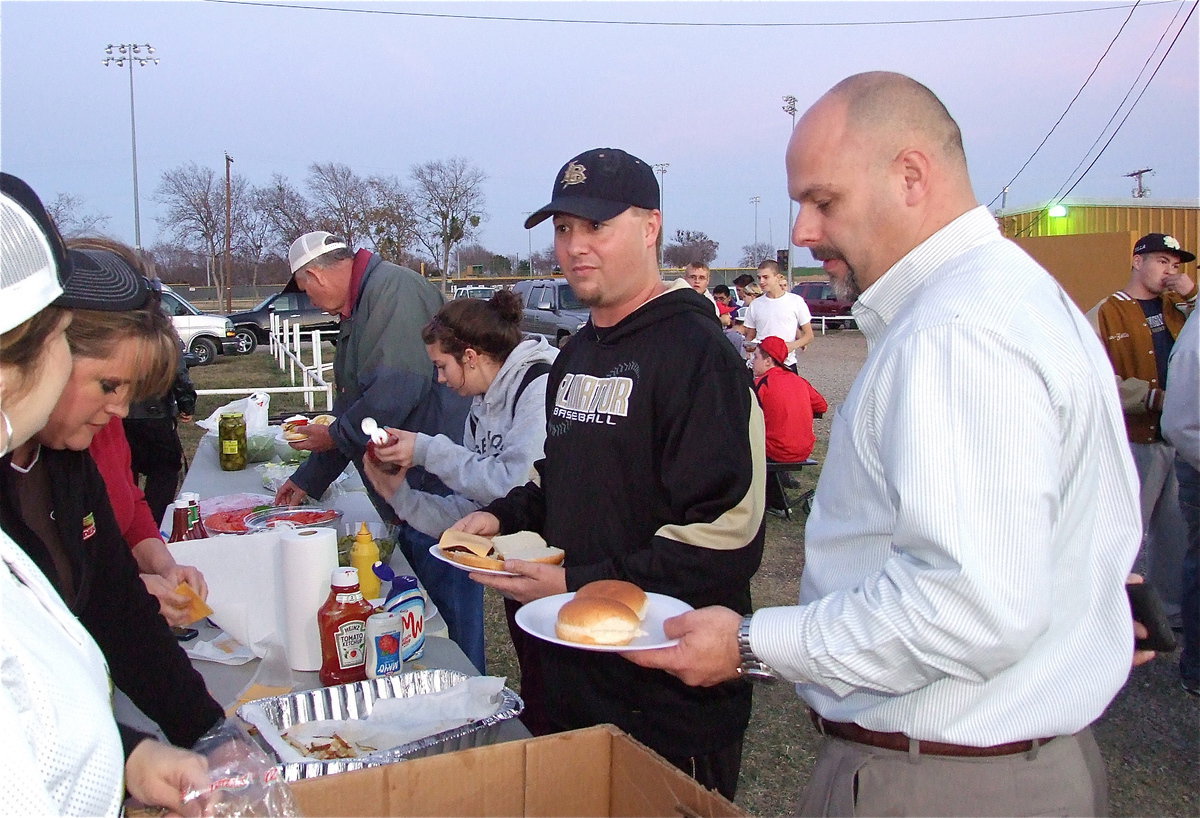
{"left": 289, "top": 724, "right": 746, "bottom": 817}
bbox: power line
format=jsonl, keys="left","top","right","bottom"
{"left": 200, "top": 0, "right": 1176, "bottom": 28}
{"left": 1016, "top": 1, "right": 1197, "bottom": 237}
{"left": 1043, "top": 0, "right": 1189, "bottom": 203}
{"left": 985, "top": 1, "right": 1141, "bottom": 209}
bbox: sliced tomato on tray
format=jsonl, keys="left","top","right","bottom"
{"left": 202, "top": 507, "right": 261, "bottom": 534}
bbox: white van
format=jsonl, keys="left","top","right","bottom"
{"left": 158, "top": 284, "right": 238, "bottom": 365}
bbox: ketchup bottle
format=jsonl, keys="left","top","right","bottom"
{"left": 186, "top": 497, "right": 209, "bottom": 538}
{"left": 167, "top": 500, "right": 194, "bottom": 543}
{"left": 317, "top": 567, "right": 375, "bottom": 686}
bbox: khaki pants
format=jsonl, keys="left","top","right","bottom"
{"left": 799, "top": 729, "right": 1108, "bottom": 817}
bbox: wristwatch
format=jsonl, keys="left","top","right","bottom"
{"left": 736, "top": 614, "right": 778, "bottom": 683}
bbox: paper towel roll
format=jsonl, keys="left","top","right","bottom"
{"left": 280, "top": 527, "right": 339, "bottom": 671}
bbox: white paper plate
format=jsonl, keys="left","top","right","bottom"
{"left": 515, "top": 591, "right": 693, "bottom": 652}
{"left": 427, "top": 543, "right": 516, "bottom": 577}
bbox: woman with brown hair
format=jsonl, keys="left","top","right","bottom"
{"left": 70, "top": 238, "right": 210, "bottom": 626}
{"left": 0, "top": 235, "right": 224, "bottom": 750}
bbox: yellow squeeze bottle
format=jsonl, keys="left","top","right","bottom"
{"left": 349, "top": 523, "right": 382, "bottom": 601}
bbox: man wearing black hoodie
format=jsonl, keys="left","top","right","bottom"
{"left": 454, "top": 148, "right": 766, "bottom": 800}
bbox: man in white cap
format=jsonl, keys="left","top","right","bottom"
{"left": 1088, "top": 233, "right": 1197, "bottom": 630}
{"left": 273, "top": 232, "right": 477, "bottom": 668}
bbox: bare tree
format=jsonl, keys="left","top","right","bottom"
{"left": 44, "top": 193, "right": 111, "bottom": 238}
{"left": 662, "top": 229, "right": 719, "bottom": 268}
{"left": 252, "top": 174, "right": 314, "bottom": 253}
{"left": 364, "top": 174, "right": 418, "bottom": 264}
{"left": 147, "top": 241, "right": 207, "bottom": 286}
{"left": 738, "top": 241, "right": 775, "bottom": 268}
{"left": 236, "top": 206, "right": 276, "bottom": 288}
{"left": 531, "top": 246, "right": 558, "bottom": 276}
{"left": 307, "top": 162, "right": 373, "bottom": 248}
{"left": 410, "top": 157, "right": 487, "bottom": 288}
{"left": 155, "top": 161, "right": 250, "bottom": 304}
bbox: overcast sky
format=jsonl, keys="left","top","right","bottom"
{"left": 2, "top": 0, "right": 1196, "bottom": 268}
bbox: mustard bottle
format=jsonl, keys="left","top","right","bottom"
{"left": 349, "top": 523, "right": 382, "bottom": 601}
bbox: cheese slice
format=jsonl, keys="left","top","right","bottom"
{"left": 438, "top": 530, "right": 497, "bottom": 558}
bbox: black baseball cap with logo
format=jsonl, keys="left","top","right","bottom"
{"left": 523, "top": 148, "right": 660, "bottom": 229}
{"left": 1134, "top": 233, "right": 1196, "bottom": 264}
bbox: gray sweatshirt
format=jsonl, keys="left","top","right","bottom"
{"left": 387, "top": 336, "right": 558, "bottom": 536}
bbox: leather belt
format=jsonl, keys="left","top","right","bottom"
{"left": 808, "top": 710, "right": 1056, "bottom": 758}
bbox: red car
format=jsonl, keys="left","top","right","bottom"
{"left": 791, "top": 281, "right": 855, "bottom": 330}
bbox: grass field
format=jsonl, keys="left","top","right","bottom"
{"left": 182, "top": 344, "right": 1197, "bottom": 817}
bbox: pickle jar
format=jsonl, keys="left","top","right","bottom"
{"left": 218, "top": 412, "right": 248, "bottom": 471}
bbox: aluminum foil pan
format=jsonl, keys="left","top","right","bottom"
{"left": 237, "top": 668, "right": 523, "bottom": 781}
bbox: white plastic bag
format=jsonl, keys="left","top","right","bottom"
{"left": 197, "top": 391, "right": 271, "bottom": 434}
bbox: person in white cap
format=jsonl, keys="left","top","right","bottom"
{"left": 273, "top": 231, "right": 479, "bottom": 668}
{"left": 1087, "top": 233, "right": 1197, "bottom": 631}
{"left": 0, "top": 172, "right": 208, "bottom": 815}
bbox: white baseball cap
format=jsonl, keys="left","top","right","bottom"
{"left": 288, "top": 231, "right": 348, "bottom": 275}
{"left": 0, "top": 174, "right": 65, "bottom": 334}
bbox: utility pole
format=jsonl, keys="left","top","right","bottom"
{"left": 782, "top": 95, "right": 797, "bottom": 287}
{"left": 1124, "top": 168, "right": 1153, "bottom": 198}
{"left": 224, "top": 152, "right": 234, "bottom": 312}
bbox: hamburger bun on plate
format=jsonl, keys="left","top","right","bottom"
{"left": 437, "top": 530, "right": 564, "bottom": 572}
{"left": 574, "top": 579, "right": 649, "bottom": 620}
{"left": 554, "top": 596, "right": 644, "bottom": 646}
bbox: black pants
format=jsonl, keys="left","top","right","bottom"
{"left": 123, "top": 416, "right": 183, "bottom": 527}
{"left": 503, "top": 596, "right": 554, "bottom": 736}
{"left": 767, "top": 473, "right": 788, "bottom": 511}
{"left": 661, "top": 736, "right": 745, "bottom": 801}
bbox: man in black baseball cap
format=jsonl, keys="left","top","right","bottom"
{"left": 1134, "top": 232, "right": 1197, "bottom": 264}
{"left": 459, "top": 147, "right": 764, "bottom": 800}
{"left": 522, "top": 147, "right": 659, "bottom": 229}
{"left": 1089, "top": 230, "right": 1197, "bottom": 645}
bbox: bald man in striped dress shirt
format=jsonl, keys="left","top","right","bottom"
{"left": 630, "top": 71, "right": 1143, "bottom": 817}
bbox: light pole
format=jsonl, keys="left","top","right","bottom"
{"left": 782, "top": 95, "right": 797, "bottom": 286}
{"left": 103, "top": 43, "right": 158, "bottom": 254}
{"left": 749, "top": 196, "right": 761, "bottom": 247}
{"left": 224, "top": 152, "right": 234, "bottom": 313}
{"left": 653, "top": 163, "right": 669, "bottom": 260}
{"left": 523, "top": 213, "right": 534, "bottom": 277}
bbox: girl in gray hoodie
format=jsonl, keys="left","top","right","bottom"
{"left": 364, "top": 289, "right": 556, "bottom": 700}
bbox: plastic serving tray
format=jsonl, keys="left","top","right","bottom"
{"left": 236, "top": 669, "right": 523, "bottom": 781}
{"left": 242, "top": 506, "right": 343, "bottom": 532}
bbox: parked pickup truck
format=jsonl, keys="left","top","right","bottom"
{"left": 158, "top": 284, "right": 238, "bottom": 365}
{"left": 512, "top": 279, "right": 589, "bottom": 348}
{"left": 226, "top": 290, "right": 339, "bottom": 354}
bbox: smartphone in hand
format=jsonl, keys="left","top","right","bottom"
{"left": 1126, "top": 581, "right": 1177, "bottom": 652}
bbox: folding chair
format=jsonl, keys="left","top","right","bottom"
{"left": 766, "top": 459, "right": 819, "bottom": 520}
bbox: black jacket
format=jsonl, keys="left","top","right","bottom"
{"left": 486, "top": 283, "right": 766, "bottom": 757}
{"left": 127, "top": 349, "right": 197, "bottom": 420}
{"left": 0, "top": 447, "right": 222, "bottom": 746}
